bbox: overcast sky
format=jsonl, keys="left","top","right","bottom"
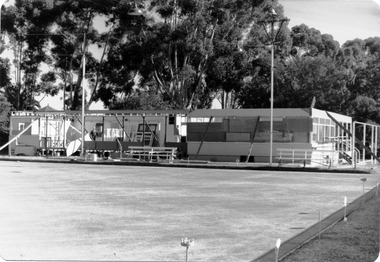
{"left": 280, "top": 0, "right": 380, "bottom": 45}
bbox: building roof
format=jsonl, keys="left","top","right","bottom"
{"left": 11, "top": 109, "right": 189, "bottom": 117}
{"left": 187, "top": 108, "right": 312, "bottom": 118}
{"left": 38, "top": 104, "right": 58, "bottom": 112}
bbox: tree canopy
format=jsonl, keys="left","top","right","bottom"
{"left": 0, "top": 0, "right": 380, "bottom": 126}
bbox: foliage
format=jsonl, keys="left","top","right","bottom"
{"left": 109, "top": 0, "right": 272, "bottom": 110}
{"left": 238, "top": 21, "right": 380, "bottom": 125}
{"left": 2, "top": 0, "right": 60, "bottom": 110}
{"left": 236, "top": 56, "right": 272, "bottom": 108}
{"left": 0, "top": 95, "right": 11, "bottom": 152}
{"left": 0, "top": 57, "right": 12, "bottom": 142}
{"left": 275, "top": 55, "right": 351, "bottom": 111}
{"left": 109, "top": 88, "right": 172, "bottom": 110}
{"left": 0, "top": 96, "right": 11, "bottom": 133}
{"left": 46, "top": 0, "right": 112, "bottom": 110}
{"left": 290, "top": 24, "right": 340, "bottom": 57}
{"left": 341, "top": 38, "right": 380, "bottom": 122}
{"left": 0, "top": 58, "right": 11, "bottom": 88}
{"left": 1, "top": 0, "right": 380, "bottom": 126}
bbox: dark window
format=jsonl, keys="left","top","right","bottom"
{"left": 138, "top": 124, "right": 157, "bottom": 132}
{"left": 95, "top": 123, "right": 103, "bottom": 136}
{"left": 169, "top": 116, "right": 175, "bottom": 125}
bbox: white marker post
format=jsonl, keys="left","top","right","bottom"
{"left": 361, "top": 178, "right": 367, "bottom": 204}
{"left": 275, "top": 238, "right": 281, "bottom": 262}
{"left": 344, "top": 196, "right": 347, "bottom": 222}
{"left": 318, "top": 211, "right": 322, "bottom": 240}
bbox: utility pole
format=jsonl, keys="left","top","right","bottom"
{"left": 17, "top": 40, "right": 22, "bottom": 109}
{"left": 80, "top": 32, "right": 86, "bottom": 158}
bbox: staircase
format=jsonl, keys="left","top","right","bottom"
{"left": 339, "top": 151, "right": 352, "bottom": 165}
{"left": 133, "top": 132, "right": 153, "bottom": 146}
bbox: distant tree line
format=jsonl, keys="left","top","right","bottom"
{"left": 1, "top": 0, "right": 380, "bottom": 144}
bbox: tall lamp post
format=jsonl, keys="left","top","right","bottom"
{"left": 0, "top": 0, "right": 6, "bottom": 94}
{"left": 80, "top": 32, "right": 86, "bottom": 158}
{"left": 258, "top": 9, "right": 289, "bottom": 165}
{"left": 79, "top": 5, "right": 144, "bottom": 158}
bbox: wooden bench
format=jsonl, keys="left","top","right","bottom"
{"left": 126, "top": 146, "right": 153, "bottom": 161}
{"left": 149, "top": 147, "right": 178, "bottom": 163}
{"left": 276, "top": 148, "right": 313, "bottom": 167}
{"left": 126, "top": 146, "right": 177, "bottom": 163}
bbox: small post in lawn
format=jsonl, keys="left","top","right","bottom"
{"left": 275, "top": 238, "right": 281, "bottom": 262}
{"left": 361, "top": 178, "right": 367, "bottom": 203}
{"left": 318, "top": 211, "right": 321, "bottom": 240}
{"left": 343, "top": 196, "right": 348, "bottom": 222}
{"left": 181, "top": 237, "right": 194, "bottom": 262}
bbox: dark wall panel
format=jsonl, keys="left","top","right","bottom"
{"left": 285, "top": 117, "right": 313, "bottom": 132}
{"left": 226, "top": 132, "right": 251, "bottom": 142}
{"left": 187, "top": 122, "right": 228, "bottom": 133}
{"left": 228, "top": 118, "right": 258, "bottom": 132}
{"left": 187, "top": 132, "right": 226, "bottom": 142}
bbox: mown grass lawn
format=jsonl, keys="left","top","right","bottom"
{"left": 0, "top": 160, "right": 379, "bottom": 262}
{"left": 282, "top": 196, "right": 380, "bottom": 262}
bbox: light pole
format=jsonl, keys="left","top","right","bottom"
{"left": 0, "top": 0, "right": 8, "bottom": 114}
{"left": 258, "top": 9, "right": 289, "bottom": 165}
{"left": 80, "top": 32, "right": 86, "bottom": 158}
{"left": 79, "top": 4, "right": 144, "bottom": 158}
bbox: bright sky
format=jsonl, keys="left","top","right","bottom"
{"left": 280, "top": 0, "right": 380, "bottom": 45}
